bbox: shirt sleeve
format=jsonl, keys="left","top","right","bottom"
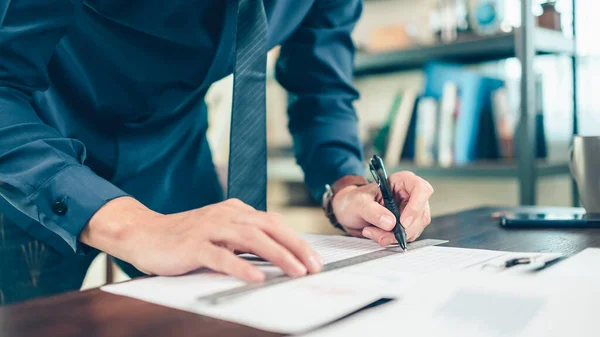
{"left": 275, "top": 0, "right": 365, "bottom": 202}
{"left": 0, "top": 1, "right": 128, "bottom": 254}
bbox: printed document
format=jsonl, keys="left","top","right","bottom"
{"left": 102, "top": 234, "right": 562, "bottom": 334}
{"left": 300, "top": 265, "right": 599, "bottom": 337}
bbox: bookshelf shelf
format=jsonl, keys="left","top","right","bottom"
{"left": 354, "top": 27, "right": 575, "bottom": 77}
{"left": 402, "top": 161, "right": 570, "bottom": 178}
{"left": 349, "top": 0, "right": 579, "bottom": 206}
{"left": 268, "top": 2, "right": 578, "bottom": 206}
{"left": 267, "top": 158, "right": 570, "bottom": 183}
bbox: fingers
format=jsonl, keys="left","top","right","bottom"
{"left": 345, "top": 228, "right": 364, "bottom": 237}
{"left": 407, "top": 227, "right": 424, "bottom": 242}
{"left": 212, "top": 210, "right": 322, "bottom": 275}
{"left": 407, "top": 202, "right": 431, "bottom": 242}
{"left": 358, "top": 201, "right": 397, "bottom": 231}
{"left": 363, "top": 221, "right": 424, "bottom": 246}
{"left": 232, "top": 225, "right": 309, "bottom": 277}
{"left": 389, "top": 172, "right": 434, "bottom": 231}
{"left": 362, "top": 201, "right": 431, "bottom": 245}
{"left": 201, "top": 245, "right": 265, "bottom": 282}
{"left": 362, "top": 226, "right": 396, "bottom": 247}
{"left": 257, "top": 215, "right": 323, "bottom": 274}
{"left": 222, "top": 200, "right": 323, "bottom": 271}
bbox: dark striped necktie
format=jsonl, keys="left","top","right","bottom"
{"left": 227, "top": 0, "right": 268, "bottom": 211}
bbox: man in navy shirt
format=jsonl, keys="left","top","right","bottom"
{"left": 0, "top": 0, "right": 433, "bottom": 304}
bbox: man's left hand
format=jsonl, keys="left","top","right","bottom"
{"left": 331, "top": 172, "right": 434, "bottom": 246}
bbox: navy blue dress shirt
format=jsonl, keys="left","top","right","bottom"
{"left": 0, "top": 0, "right": 364, "bottom": 255}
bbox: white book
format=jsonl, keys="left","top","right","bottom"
{"left": 491, "top": 87, "right": 515, "bottom": 159}
{"left": 384, "top": 88, "right": 418, "bottom": 168}
{"left": 438, "top": 82, "right": 458, "bottom": 167}
{"left": 415, "top": 97, "right": 438, "bottom": 167}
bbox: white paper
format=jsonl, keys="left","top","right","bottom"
{"left": 537, "top": 248, "right": 600, "bottom": 283}
{"left": 350, "top": 246, "right": 505, "bottom": 275}
{"left": 335, "top": 246, "right": 527, "bottom": 295}
{"left": 102, "top": 235, "right": 564, "bottom": 335}
{"left": 300, "top": 271, "right": 600, "bottom": 337}
{"left": 193, "top": 272, "right": 385, "bottom": 334}
{"left": 474, "top": 251, "right": 564, "bottom": 275}
{"left": 301, "top": 250, "right": 600, "bottom": 337}
{"left": 102, "top": 234, "right": 387, "bottom": 334}
{"left": 301, "top": 234, "right": 385, "bottom": 264}
{"left": 102, "top": 271, "right": 246, "bottom": 313}
{"left": 103, "top": 269, "right": 384, "bottom": 334}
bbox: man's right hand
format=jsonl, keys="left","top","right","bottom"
{"left": 80, "top": 197, "right": 323, "bottom": 282}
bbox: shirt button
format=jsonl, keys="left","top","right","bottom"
{"left": 52, "top": 199, "right": 68, "bottom": 215}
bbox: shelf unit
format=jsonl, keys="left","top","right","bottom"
{"left": 268, "top": 1, "right": 578, "bottom": 206}
{"left": 354, "top": 27, "right": 575, "bottom": 76}
{"left": 353, "top": 1, "right": 578, "bottom": 206}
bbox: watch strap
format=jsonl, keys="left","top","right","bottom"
{"left": 322, "top": 175, "right": 368, "bottom": 231}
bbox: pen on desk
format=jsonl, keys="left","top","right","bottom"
{"left": 504, "top": 256, "right": 566, "bottom": 271}
{"left": 369, "top": 155, "right": 408, "bottom": 251}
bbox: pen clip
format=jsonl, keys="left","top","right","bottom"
{"left": 369, "top": 164, "right": 382, "bottom": 187}
{"left": 369, "top": 155, "right": 387, "bottom": 183}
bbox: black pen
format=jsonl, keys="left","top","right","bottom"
{"left": 369, "top": 155, "right": 407, "bottom": 251}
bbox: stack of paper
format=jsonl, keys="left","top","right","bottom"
{"left": 301, "top": 248, "right": 600, "bottom": 337}
{"left": 105, "top": 269, "right": 385, "bottom": 334}
{"left": 103, "top": 234, "right": 389, "bottom": 334}
{"left": 101, "top": 235, "right": 570, "bottom": 335}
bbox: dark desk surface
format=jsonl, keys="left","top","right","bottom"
{"left": 2, "top": 206, "right": 599, "bottom": 337}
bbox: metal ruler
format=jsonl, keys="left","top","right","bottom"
{"left": 198, "top": 238, "right": 448, "bottom": 305}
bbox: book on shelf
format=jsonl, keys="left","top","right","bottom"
{"left": 491, "top": 86, "right": 515, "bottom": 159}
{"left": 437, "top": 82, "right": 458, "bottom": 167}
{"left": 423, "top": 62, "right": 504, "bottom": 165}
{"left": 383, "top": 89, "right": 418, "bottom": 168}
{"left": 414, "top": 97, "right": 438, "bottom": 167}
{"left": 373, "top": 92, "right": 403, "bottom": 156}
{"left": 373, "top": 62, "right": 526, "bottom": 169}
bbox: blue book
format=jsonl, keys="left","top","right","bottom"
{"left": 423, "top": 62, "right": 504, "bottom": 165}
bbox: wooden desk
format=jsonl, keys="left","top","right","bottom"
{"left": 2, "top": 206, "right": 599, "bottom": 337}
